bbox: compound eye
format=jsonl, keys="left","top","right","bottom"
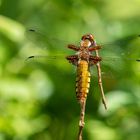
{"left": 89, "top": 34, "right": 94, "bottom": 40}
{"left": 81, "top": 34, "right": 94, "bottom": 46}
{"left": 81, "top": 35, "right": 86, "bottom": 40}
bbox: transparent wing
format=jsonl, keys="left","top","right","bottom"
{"left": 25, "top": 29, "right": 140, "bottom": 79}
{"left": 93, "top": 34, "right": 140, "bottom": 79}
{"left": 25, "top": 28, "right": 140, "bottom": 59}
{"left": 25, "top": 28, "right": 79, "bottom": 53}
{"left": 98, "top": 34, "right": 140, "bottom": 59}
{"left": 90, "top": 56, "right": 140, "bottom": 81}
{"left": 28, "top": 31, "right": 140, "bottom": 62}
{"left": 25, "top": 28, "right": 79, "bottom": 72}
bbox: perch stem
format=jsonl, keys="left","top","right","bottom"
{"left": 78, "top": 100, "right": 86, "bottom": 140}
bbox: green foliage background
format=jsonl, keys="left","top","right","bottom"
{"left": 0, "top": 0, "right": 140, "bottom": 140}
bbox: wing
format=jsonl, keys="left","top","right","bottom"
{"left": 98, "top": 34, "right": 140, "bottom": 59}
{"left": 25, "top": 29, "right": 140, "bottom": 79}
{"left": 93, "top": 34, "right": 140, "bottom": 78}
{"left": 25, "top": 28, "right": 79, "bottom": 53}
{"left": 25, "top": 28, "right": 140, "bottom": 59}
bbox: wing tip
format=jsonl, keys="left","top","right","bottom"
{"left": 25, "top": 56, "right": 35, "bottom": 61}
{"left": 28, "top": 29, "right": 36, "bottom": 32}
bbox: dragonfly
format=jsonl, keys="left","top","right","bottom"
{"left": 26, "top": 29, "right": 140, "bottom": 140}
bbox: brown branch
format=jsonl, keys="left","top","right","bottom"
{"left": 95, "top": 50, "right": 107, "bottom": 110}
{"left": 78, "top": 100, "right": 87, "bottom": 140}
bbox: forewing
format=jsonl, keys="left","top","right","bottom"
{"left": 98, "top": 34, "right": 140, "bottom": 59}
{"left": 25, "top": 28, "right": 79, "bottom": 53}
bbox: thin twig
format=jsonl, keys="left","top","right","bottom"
{"left": 95, "top": 50, "right": 107, "bottom": 110}
{"left": 78, "top": 100, "right": 87, "bottom": 140}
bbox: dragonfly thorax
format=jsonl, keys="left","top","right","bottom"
{"left": 77, "top": 49, "right": 91, "bottom": 61}
{"left": 80, "top": 39, "right": 91, "bottom": 48}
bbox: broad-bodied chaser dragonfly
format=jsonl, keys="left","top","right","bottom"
{"left": 25, "top": 29, "right": 140, "bottom": 140}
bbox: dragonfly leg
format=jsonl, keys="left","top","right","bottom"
{"left": 68, "top": 44, "right": 80, "bottom": 51}
{"left": 66, "top": 55, "right": 78, "bottom": 65}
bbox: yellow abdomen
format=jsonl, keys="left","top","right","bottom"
{"left": 76, "top": 60, "right": 91, "bottom": 103}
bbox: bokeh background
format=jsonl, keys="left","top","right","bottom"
{"left": 0, "top": 0, "right": 140, "bottom": 140}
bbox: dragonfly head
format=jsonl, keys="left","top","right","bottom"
{"left": 80, "top": 34, "right": 95, "bottom": 48}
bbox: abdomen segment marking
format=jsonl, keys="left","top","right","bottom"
{"left": 76, "top": 60, "right": 91, "bottom": 103}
